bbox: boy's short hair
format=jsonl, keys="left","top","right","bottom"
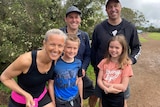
{"left": 66, "top": 34, "right": 80, "bottom": 45}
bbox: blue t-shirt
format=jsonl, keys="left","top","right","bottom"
{"left": 53, "top": 57, "right": 82, "bottom": 101}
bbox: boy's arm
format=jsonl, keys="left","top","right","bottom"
{"left": 77, "top": 77, "right": 83, "bottom": 107}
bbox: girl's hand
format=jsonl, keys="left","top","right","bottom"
{"left": 107, "top": 85, "right": 122, "bottom": 94}
{"left": 103, "top": 80, "right": 111, "bottom": 87}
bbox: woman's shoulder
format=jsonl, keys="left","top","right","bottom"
{"left": 16, "top": 51, "right": 32, "bottom": 67}
{"left": 7, "top": 51, "right": 32, "bottom": 74}
{"left": 19, "top": 51, "right": 32, "bottom": 60}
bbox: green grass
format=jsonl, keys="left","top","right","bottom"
{"left": 0, "top": 105, "right": 7, "bottom": 107}
{"left": 139, "top": 36, "right": 147, "bottom": 42}
{"left": 83, "top": 64, "right": 100, "bottom": 107}
{"left": 0, "top": 83, "right": 11, "bottom": 93}
{"left": 148, "top": 32, "right": 160, "bottom": 40}
{"left": 139, "top": 32, "right": 160, "bottom": 43}
{"left": 84, "top": 64, "right": 95, "bottom": 106}
{"left": 86, "top": 64, "right": 96, "bottom": 84}
{"left": 0, "top": 83, "right": 11, "bottom": 106}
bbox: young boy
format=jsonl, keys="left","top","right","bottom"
{"left": 48, "top": 35, "right": 83, "bottom": 107}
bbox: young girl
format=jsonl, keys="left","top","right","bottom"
{"left": 97, "top": 35, "right": 133, "bottom": 107}
{"left": 48, "top": 35, "right": 83, "bottom": 107}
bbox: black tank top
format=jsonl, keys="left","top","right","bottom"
{"left": 17, "top": 50, "right": 54, "bottom": 98}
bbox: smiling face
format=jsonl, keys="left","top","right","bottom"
{"left": 63, "top": 39, "right": 79, "bottom": 60}
{"left": 65, "top": 12, "right": 81, "bottom": 31}
{"left": 43, "top": 34, "right": 65, "bottom": 60}
{"left": 109, "top": 40, "right": 123, "bottom": 60}
{"left": 106, "top": 1, "right": 121, "bottom": 21}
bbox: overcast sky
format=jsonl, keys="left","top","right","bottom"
{"left": 120, "top": 0, "right": 160, "bottom": 28}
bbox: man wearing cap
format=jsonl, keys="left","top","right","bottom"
{"left": 90, "top": 0, "right": 141, "bottom": 107}
{"left": 60, "top": 5, "right": 95, "bottom": 106}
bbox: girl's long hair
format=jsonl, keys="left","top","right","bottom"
{"left": 105, "top": 35, "right": 130, "bottom": 69}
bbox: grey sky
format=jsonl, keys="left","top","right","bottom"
{"left": 120, "top": 0, "right": 160, "bottom": 28}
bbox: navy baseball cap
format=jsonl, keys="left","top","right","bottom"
{"left": 105, "top": 0, "right": 120, "bottom": 7}
{"left": 66, "top": 6, "right": 81, "bottom": 16}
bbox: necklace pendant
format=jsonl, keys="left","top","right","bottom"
{"left": 112, "top": 30, "right": 118, "bottom": 36}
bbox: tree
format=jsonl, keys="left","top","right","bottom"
{"left": 121, "top": 7, "right": 146, "bottom": 27}
{"left": 57, "top": 0, "right": 106, "bottom": 36}
{"left": 0, "top": 0, "right": 105, "bottom": 73}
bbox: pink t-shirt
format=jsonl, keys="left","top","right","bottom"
{"left": 97, "top": 58, "right": 133, "bottom": 84}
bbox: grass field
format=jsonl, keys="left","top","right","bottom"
{"left": 139, "top": 32, "right": 160, "bottom": 42}
{"left": 148, "top": 32, "right": 160, "bottom": 40}
{"left": 84, "top": 64, "right": 96, "bottom": 107}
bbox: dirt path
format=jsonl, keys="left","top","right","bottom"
{"left": 128, "top": 33, "right": 160, "bottom": 107}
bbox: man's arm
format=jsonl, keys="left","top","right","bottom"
{"left": 129, "top": 26, "right": 141, "bottom": 64}
{"left": 90, "top": 29, "right": 98, "bottom": 67}
{"left": 81, "top": 32, "right": 91, "bottom": 70}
